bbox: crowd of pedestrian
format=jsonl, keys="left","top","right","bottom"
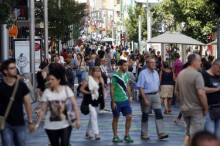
{"left": 0, "top": 43, "right": 219, "bottom": 146}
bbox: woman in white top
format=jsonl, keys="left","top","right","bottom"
{"left": 129, "top": 54, "right": 138, "bottom": 76}
{"left": 34, "top": 65, "right": 80, "bottom": 146}
{"left": 80, "top": 67, "right": 105, "bottom": 140}
{"left": 120, "top": 50, "right": 128, "bottom": 61}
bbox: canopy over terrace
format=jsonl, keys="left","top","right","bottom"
{"left": 207, "top": 39, "right": 217, "bottom": 45}
{"left": 147, "top": 31, "right": 205, "bottom": 62}
{"left": 101, "top": 37, "right": 115, "bottom": 42}
{"left": 207, "top": 40, "right": 217, "bottom": 58}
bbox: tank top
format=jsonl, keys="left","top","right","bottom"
{"left": 37, "top": 70, "right": 46, "bottom": 91}
{"left": 132, "top": 61, "right": 137, "bottom": 73}
{"left": 161, "top": 70, "right": 175, "bottom": 85}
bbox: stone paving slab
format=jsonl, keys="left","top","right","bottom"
{"left": 23, "top": 96, "right": 185, "bottom": 146}
{"left": 0, "top": 86, "right": 185, "bottom": 146}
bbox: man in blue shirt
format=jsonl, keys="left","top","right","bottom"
{"left": 137, "top": 56, "right": 168, "bottom": 140}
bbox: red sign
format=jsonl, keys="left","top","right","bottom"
{"left": 121, "top": 36, "right": 125, "bottom": 41}
{"left": 35, "top": 43, "right": 40, "bottom": 51}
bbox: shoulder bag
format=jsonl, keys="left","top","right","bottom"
{"left": 0, "top": 80, "right": 19, "bottom": 131}
{"left": 65, "top": 86, "right": 76, "bottom": 127}
{"left": 209, "top": 103, "right": 220, "bottom": 120}
{"left": 80, "top": 94, "right": 89, "bottom": 115}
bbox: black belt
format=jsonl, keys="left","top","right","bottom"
{"left": 146, "top": 92, "right": 157, "bottom": 95}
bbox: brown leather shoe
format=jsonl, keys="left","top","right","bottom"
{"left": 158, "top": 133, "right": 168, "bottom": 139}
{"left": 141, "top": 135, "right": 150, "bottom": 140}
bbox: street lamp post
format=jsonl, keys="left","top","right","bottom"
{"left": 1, "top": 24, "right": 9, "bottom": 62}
{"left": 44, "top": 0, "right": 49, "bottom": 58}
{"left": 138, "top": 15, "right": 142, "bottom": 51}
{"left": 218, "top": 15, "right": 220, "bottom": 58}
{"left": 30, "top": 0, "right": 35, "bottom": 88}
{"left": 213, "top": 0, "right": 220, "bottom": 58}
{"left": 147, "top": 0, "right": 152, "bottom": 44}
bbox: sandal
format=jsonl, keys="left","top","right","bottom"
{"left": 174, "top": 118, "right": 180, "bottom": 125}
{"left": 103, "top": 108, "right": 110, "bottom": 111}
{"left": 95, "top": 134, "right": 101, "bottom": 140}
{"left": 85, "top": 133, "right": 93, "bottom": 139}
{"left": 35, "top": 110, "right": 40, "bottom": 116}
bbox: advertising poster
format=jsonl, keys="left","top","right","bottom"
{"left": 14, "top": 39, "right": 42, "bottom": 74}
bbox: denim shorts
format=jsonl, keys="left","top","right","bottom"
{"left": 112, "top": 100, "right": 132, "bottom": 117}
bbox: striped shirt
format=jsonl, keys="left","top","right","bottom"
{"left": 111, "top": 71, "right": 129, "bottom": 102}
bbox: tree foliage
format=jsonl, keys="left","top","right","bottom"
{"left": 36, "top": 0, "right": 87, "bottom": 43}
{"left": 125, "top": 6, "right": 147, "bottom": 42}
{"left": 0, "top": 0, "right": 18, "bottom": 25}
{"left": 151, "top": 0, "right": 217, "bottom": 43}
{"left": 125, "top": 0, "right": 217, "bottom": 43}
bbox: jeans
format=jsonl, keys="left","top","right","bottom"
{"left": 45, "top": 126, "right": 72, "bottom": 146}
{"left": 0, "top": 122, "right": 26, "bottom": 146}
{"left": 76, "top": 71, "right": 86, "bottom": 84}
{"left": 204, "top": 112, "right": 220, "bottom": 140}
{"left": 140, "top": 93, "right": 165, "bottom": 136}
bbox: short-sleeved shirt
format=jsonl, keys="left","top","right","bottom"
{"left": 136, "top": 68, "right": 160, "bottom": 93}
{"left": 173, "top": 59, "right": 183, "bottom": 78}
{"left": 0, "top": 80, "right": 29, "bottom": 126}
{"left": 111, "top": 71, "right": 129, "bottom": 102}
{"left": 41, "top": 86, "right": 74, "bottom": 130}
{"left": 175, "top": 68, "right": 205, "bottom": 115}
{"left": 98, "top": 50, "right": 105, "bottom": 59}
{"left": 202, "top": 71, "right": 220, "bottom": 105}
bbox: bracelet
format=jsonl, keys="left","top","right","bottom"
{"left": 28, "top": 121, "right": 33, "bottom": 125}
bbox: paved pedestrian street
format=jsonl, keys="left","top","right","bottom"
{"left": 22, "top": 94, "right": 185, "bottom": 146}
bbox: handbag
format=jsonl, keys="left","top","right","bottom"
{"left": 65, "top": 86, "right": 76, "bottom": 127}
{"left": 209, "top": 103, "right": 220, "bottom": 121}
{"left": 0, "top": 80, "right": 19, "bottom": 131}
{"left": 80, "top": 96, "right": 89, "bottom": 115}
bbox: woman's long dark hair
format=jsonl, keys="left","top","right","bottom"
{"left": 49, "top": 64, "right": 66, "bottom": 85}
{"left": 77, "top": 53, "right": 83, "bottom": 60}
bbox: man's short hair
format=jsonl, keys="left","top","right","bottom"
{"left": 191, "top": 131, "right": 218, "bottom": 146}
{"left": 1, "top": 58, "right": 16, "bottom": 76}
{"left": 128, "top": 66, "right": 133, "bottom": 72}
{"left": 175, "top": 53, "right": 180, "bottom": 59}
{"left": 84, "top": 57, "right": 90, "bottom": 62}
{"left": 146, "top": 56, "right": 155, "bottom": 64}
{"left": 187, "top": 54, "right": 197, "bottom": 65}
{"left": 118, "top": 60, "right": 127, "bottom": 66}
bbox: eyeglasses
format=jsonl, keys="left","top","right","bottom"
{"left": 149, "top": 62, "right": 156, "bottom": 63}
{"left": 8, "top": 67, "right": 17, "bottom": 70}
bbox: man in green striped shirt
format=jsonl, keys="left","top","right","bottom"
{"left": 110, "top": 60, "right": 133, "bottom": 143}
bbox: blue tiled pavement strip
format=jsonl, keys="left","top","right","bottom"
{"left": 0, "top": 87, "right": 185, "bottom": 146}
